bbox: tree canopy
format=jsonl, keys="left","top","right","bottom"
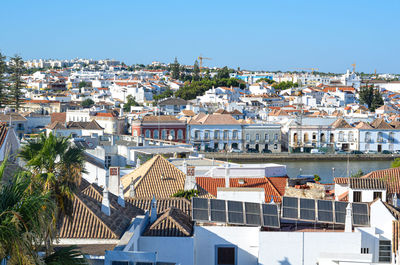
{"left": 272, "top": 81, "right": 298, "bottom": 91}
{"left": 359, "top": 85, "right": 384, "bottom": 112}
{"left": 123, "top": 95, "right": 140, "bottom": 112}
{"left": 81, "top": 98, "right": 94, "bottom": 108}
{"left": 9, "top": 55, "right": 25, "bottom": 111}
{"left": 170, "top": 57, "right": 180, "bottom": 80}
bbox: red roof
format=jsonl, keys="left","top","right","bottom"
{"left": 95, "top": 112, "right": 115, "bottom": 117}
{"left": 196, "top": 177, "right": 288, "bottom": 203}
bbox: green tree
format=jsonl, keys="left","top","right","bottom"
{"left": 153, "top": 88, "right": 173, "bottom": 103}
{"left": 371, "top": 89, "right": 384, "bottom": 112}
{"left": 216, "top": 66, "right": 230, "bottom": 79}
{"left": 78, "top": 81, "right": 90, "bottom": 88}
{"left": 81, "top": 98, "right": 94, "bottom": 108}
{"left": 19, "top": 133, "right": 86, "bottom": 216}
{"left": 9, "top": 55, "right": 25, "bottom": 111}
{"left": 272, "top": 81, "right": 298, "bottom": 91}
{"left": 123, "top": 95, "right": 140, "bottom": 112}
{"left": 313, "top": 174, "right": 321, "bottom": 182}
{"left": 257, "top": 78, "right": 275, "bottom": 84}
{"left": 391, "top": 158, "right": 400, "bottom": 168}
{"left": 204, "top": 68, "right": 211, "bottom": 79}
{"left": 172, "top": 189, "right": 199, "bottom": 200}
{"left": 351, "top": 169, "right": 364, "bottom": 178}
{"left": 0, "top": 52, "right": 8, "bottom": 108}
{"left": 170, "top": 57, "right": 180, "bottom": 80}
{"left": 359, "top": 85, "right": 374, "bottom": 109}
{"left": 193, "top": 60, "right": 200, "bottom": 81}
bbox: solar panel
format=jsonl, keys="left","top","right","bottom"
{"left": 245, "top": 202, "right": 261, "bottom": 226}
{"left": 300, "top": 198, "right": 316, "bottom": 221}
{"left": 210, "top": 199, "right": 226, "bottom": 223}
{"left": 334, "top": 201, "right": 348, "bottom": 224}
{"left": 352, "top": 203, "right": 369, "bottom": 226}
{"left": 282, "top": 197, "right": 298, "bottom": 219}
{"left": 262, "top": 204, "right": 280, "bottom": 228}
{"left": 227, "top": 200, "right": 244, "bottom": 224}
{"left": 317, "top": 200, "right": 333, "bottom": 223}
{"left": 192, "top": 198, "right": 209, "bottom": 222}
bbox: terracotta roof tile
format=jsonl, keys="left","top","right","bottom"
{"left": 362, "top": 167, "right": 400, "bottom": 195}
{"left": 121, "top": 155, "right": 186, "bottom": 198}
{"left": 143, "top": 207, "right": 193, "bottom": 237}
{"left": 195, "top": 177, "right": 288, "bottom": 203}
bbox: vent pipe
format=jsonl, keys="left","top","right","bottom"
{"left": 101, "top": 187, "right": 111, "bottom": 216}
{"left": 345, "top": 203, "right": 352, "bottom": 232}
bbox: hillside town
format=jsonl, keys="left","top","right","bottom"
{"left": 0, "top": 54, "right": 399, "bottom": 264}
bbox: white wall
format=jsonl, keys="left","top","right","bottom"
{"left": 349, "top": 189, "right": 387, "bottom": 203}
{"left": 370, "top": 200, "right": 396, "bottom": 241}
{"left": 194, "top": 226, "right": 259, "bottom": 265}
{"left": 258, "top": 232, "right": 362, "bottom": 265}
{"left": 139, "top": 237, "right": 194, "bottom": 265}
{"left": 217, "top": 188, "right": 265, "bottom": 203}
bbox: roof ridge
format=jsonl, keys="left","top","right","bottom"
{"left": 264, "top": 176, "right": 282, "bottom": 197}
{"left": 134, "top": 155, "right": 162, "bottom": 192}
{"left": 74, "top": 193, "right": 118, "bottom": 239}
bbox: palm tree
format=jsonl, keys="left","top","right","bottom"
{"left": 0, "top": 159, "right": 87, "bottom": 264}
{"left": 19, "top": 132, "right": 86, "bottom": 216}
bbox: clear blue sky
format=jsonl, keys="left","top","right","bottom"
{"left": 1, "top": 0, "right": 399, "bottom": 73}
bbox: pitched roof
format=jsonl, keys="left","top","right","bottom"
{"left": 362, "top": 167, "right": 400, "bottom": 195}
{"left": 195, "top": 176, "right": 288, "bottom": 203}
{"left": 158, "top": 98, "right": 187, "bottom": 106}
{"left": 349, "top": 178, "right": 386, "bottom": 190}
{"left": 0, "top": 123, "right": 9, "bottom": 150}
{"left": 0, "top": 113, "right": 27, "bottom": 122}
{"left": 141, "top": 115, "right": 183, "bottom": 124}
{"left": 370, "top": 118, "right": 393, "bottom": 129}
{"left": 121, "top": 155, "right": 186, "bottom": 198}
{"left": 355, "top": 121, "right": 373, "bottom": 130}
{"left": 188, "top": 114, "right": 239, "bottom": 125}
{"left": 57, "top": 179, "right": 191, "bottom": 240}
{"left": 143, "top": 207, "right": 193, "bottom": 237}
{"left": 46, "top": 121, "right": 67, "bottom": 130}
{"left": 51, "top": 112, "right": 66, "bottom": 124}
{"left": 66, "top": 120, "right": 103, "bottom": 130}
{"left": 331, "top": 118, "right": 352, "bottom": 129}
{"left": 180, "top": 110, "right": 195, "bottom": 117}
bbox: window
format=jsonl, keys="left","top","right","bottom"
{"left": 169, "top": 130, "right": 175, "bottom": 140}
{"left": 274, "top": 144, "right": 278, "bottom": 149}
{"left": 133, "top": 130, "right": 137, "bottom": 137}
{"left": 377, "top": 132, "right": 383, "bottom": 143}
{"left": 223, "top": 131, "right": 228, "bottom": 140}
{"left": 162, "top": 129, "right": 167, "bottom": 140}
{"left": 379, "top": 240, "right": 391, "bottom": 262}
{"left": 214, "top": 130, "right": 220, "bottom": 140}
{"left": 373, "top": 192, "right": 382, "bottom": 200}
{"left": 339, "top": 131, "right": 344, "bottom": 142}
{"left": 216, "top": 245, "right": 236, "bottom": 265}
{"left": 232, "top": 130, "right": 238, "bottom": 140}
{"left": 389, "top": 132, "right": 395, "bottom": 143}
{"left": 195, "top": 130, "right": 200, "bottom": 140}
{"left": 177, "top": 129, "right": 183, "bottom": 140}
{"left": 105, "top": 155, "right": 112, "bottom": 168}
{"left": 265, "top": 134, "right": 269, "bottom": 141}
{"left": 256, "top": 133, "right": 260, "bottom": 141}
{"left": 153, "top": 129, "right": 159, "bottom": 139}
{"left": 361, "top": 248, "right": 369, "bottom": 254}
{"left": 246, "top": 134, "right": 250, "bottom": 141}
{"left": 204, "top": 130, "right": 209, "bottom": 140}
{"left": 312, "top": 133, "right": 317, "bottom": 140}
{"left": 353, "top": 191, "right": 362, "bottom": 202}
{"left": 274, "top": 133, "right": 278, "bottom": 141}
{"left": 365, "top": 132, "right": 371, "bottom": 143}
{"left": 145, "top": 130, "right": 151, "bottom": 138}
{"left": 349, "top": 132, "right": 354, "bottom": 142}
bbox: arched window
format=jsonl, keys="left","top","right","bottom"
{"left": 256, "top": 133, "right": 260, "bottom": 141}
{"left": 304, "top": 133, "right": 309, "bottom": 143}
{"left": 177, "top": 129, "right": 183, "bottom": 140}
{"left": 145, "top": 130, "right": 151, "bottom": 138}
{"left": 321, "top": 133, "right": 326, "bottom": 143}
{"left": 153, "top": 129, "right": 159, "bottom": 139}
{"left": 162, "top": 129, "right": 167, "bottom": 140}
{"left": 293, "top": 133, "right": 298, "bottom": 144}
{"left": 169, "top": 130, "right": 175, "bottom": 140}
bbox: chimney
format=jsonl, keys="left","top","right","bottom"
{"left": 394, "top": 193, "right": 398, "bottom": 207}
{"left": 129, "top": 178, "right": 135, "bottom": 197}
{"left": 182, "top": 160, "right": 188, "bottom": 175}
{"left": 150, "top": 196, "right": 157, "bottom": 224}
{"left": 136, "top": 157, "right": 141, "bottom": 168}
{"left": 108, "top": 167, "right": 120, "bottom": 196}
{"left": 345, "top": 203, "right": 352, "bottom": 232}
{"left": 101, "top": 187, "right": 111, "bottom": 216}
{"left": 117, "top": 183, "right": 125, "bottom": 207}
{"left": 184, "top": 165, "right": 196, "bottom": 191}
{"left": 225, "top": 163, "right": 230, "bottom": 188}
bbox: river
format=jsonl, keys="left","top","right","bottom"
{"left": 283, "top": 160, "right": 392, "bottom": 183}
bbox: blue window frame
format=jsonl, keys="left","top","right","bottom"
{"left": 215, "top": 244, "right": 237, "bottom": 265}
